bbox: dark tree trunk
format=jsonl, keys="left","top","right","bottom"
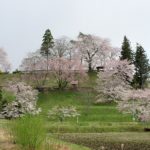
{"left": 88, "top": 62, "right": 93, "bottom": 72}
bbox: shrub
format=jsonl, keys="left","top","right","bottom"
{"left": 48, "top": 105, "right": 80, "bottom": 122}
{"left": 10, "top": 115, "right": 46, "bottom": 150}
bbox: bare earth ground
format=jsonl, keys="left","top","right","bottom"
{"left": 0, "top": 128, "right": 17, "bottom": 150}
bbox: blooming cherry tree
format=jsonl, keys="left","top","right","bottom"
{"left": 20, "top": 50, "right": 49, "bottom": 87}
{"left": 118, "top": 89, "right": 150, "bottom": 122}
{"left": 0, "top": 82, "right": 41, "bottom": 119}
{"left": 48, "top": 105, "right": 80, "bottom": 122}
{"left": 0, "top": 48, "right": 11, "bottom": 72}
{"left": 72, "top": 32, "right": 119, "bottom": 72}
{"left": 52, "top": 37, "right": 76, "bottom": 60}
{"left": 20, "top": 49, "right": 86, "bottom": 89}
{"left": 96, "top": 60, "right": 134, "bottom": 103}
{"left": 96, "top": 58, "right": 150, "bottom": 122}
{"left": 50, "top": 58, "right": 86, "bottom": 89}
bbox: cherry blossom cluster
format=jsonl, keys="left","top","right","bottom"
{"left": 0, "top": 82, "right": 41, "bottom": 119}
{"left": 118, "top": 89, "right": 150, "bottom": 122}
{"left": 96, "top": 60, "right": 134, "bottom": 103}
{"left": 48, "top": 105, "right": 80, "bottom": 122}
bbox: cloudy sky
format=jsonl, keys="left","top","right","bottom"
{"left": 0, "top": 0, "right": 150, "bottom": 70}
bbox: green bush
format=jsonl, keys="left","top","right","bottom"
{"left": 0, "top": 88, "right": 15, "bottom": 111}
{"left": 58, "top": 133, "right": 150, "bottom": 150}
{"left": 10, "top": 115, "right": 46, "bottom": 150}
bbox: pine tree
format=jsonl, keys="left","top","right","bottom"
{"left": 41, "top": 29, "right": 54, "bottom": 58}
{"left": 120, "top": 36, "right": 133, "bottom": 62}
{"left": 40, "top": 29, "right": 54, "bottom": 85}
{"left": 133, "top": 44, "right": 150, "bottom": 89}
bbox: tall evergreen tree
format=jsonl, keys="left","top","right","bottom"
{"left": 40, "top": 29, "right": 54, "bottom": 85}
{"left": 120, "top": 36, "right": 133, "bottom": 62}
{"left": 133, "top": 44, "right": 150, "bottom": 89}
{"left": 41, "top": 29, "right": 54, "bottom": 59}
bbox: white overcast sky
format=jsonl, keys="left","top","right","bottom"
{"left": 0, "top": 0, "right": 150, "bottom": 70}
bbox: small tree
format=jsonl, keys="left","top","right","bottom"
{"left": 133, "top": 44, "right": 150, "bottom": 89}
{"left": 48, "top": 105, "right": 80, "bottom": 122}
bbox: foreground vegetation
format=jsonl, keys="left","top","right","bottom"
{"left": 1, "top": 73, "right": 150, "bottom": 149}
{"left": 58, "top": 132, "right": 150, "bottom": 150}
{"left": 38, "top": 90, "right": 150, "bottom": 149}
{"left": 0, "top": 117, "right": 90, "bottom": 150}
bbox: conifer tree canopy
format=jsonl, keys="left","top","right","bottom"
{"left": 121, "top": 36, "right": 133, "bottom": 62}
{"left": 40, "top": 29, "right": 54, "bottom": 56}
{"left": 133, "top": 44, "right": 150, "bottom": 89}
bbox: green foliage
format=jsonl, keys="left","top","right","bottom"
{"left": 59, "top": 133, "right": 150, "bottom": 150}
{"left": 0, "top": 88, "right": 15, "bottom": 111}
{"left": 40, "top": 29, "right": 54, "bottom": 86}
{"left": 12, "top": 69, "right": 21, "bottom": 74}
{"left": 133, "top": 44, "right": 150, "bottom": 89}
{"left": 121, "top": 36, "right": 133, "bottom": 62}
{"left": 0, "top": 70, "right": 4, "bottom": 74}
{"left": 0, "top": 88, "right": 3, "bottom": 111}
{"left": 1, "top": 89, "right": 16, "bottom": 103}
{"left": 10, "top": 115, "right": 46, "bottom": 150}
{"left": 40, "top": 29, "right": 54, "bottom": 57}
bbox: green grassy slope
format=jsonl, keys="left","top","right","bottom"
{"left": 37, "top": 90, "right": 148, "bottom": 133}
{"left": 38, "top": 91, "right": 132, "bottom": 122}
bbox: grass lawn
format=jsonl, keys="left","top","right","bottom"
{"left": 38, "top": 90, "right": 132, "bottom": 122}
{"left": 37, "top": 90, "right": 149, "bottom": 133}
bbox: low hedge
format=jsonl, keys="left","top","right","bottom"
{"left": 58, "top": 133, "right": 150, "bottom": 150}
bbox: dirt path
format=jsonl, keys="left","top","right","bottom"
{"left": 0, "top": 128, "right": 17, "bottom": 150}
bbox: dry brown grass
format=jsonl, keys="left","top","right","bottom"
{"left": 0, "top": 128, "right": 17, "bottom": 150}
